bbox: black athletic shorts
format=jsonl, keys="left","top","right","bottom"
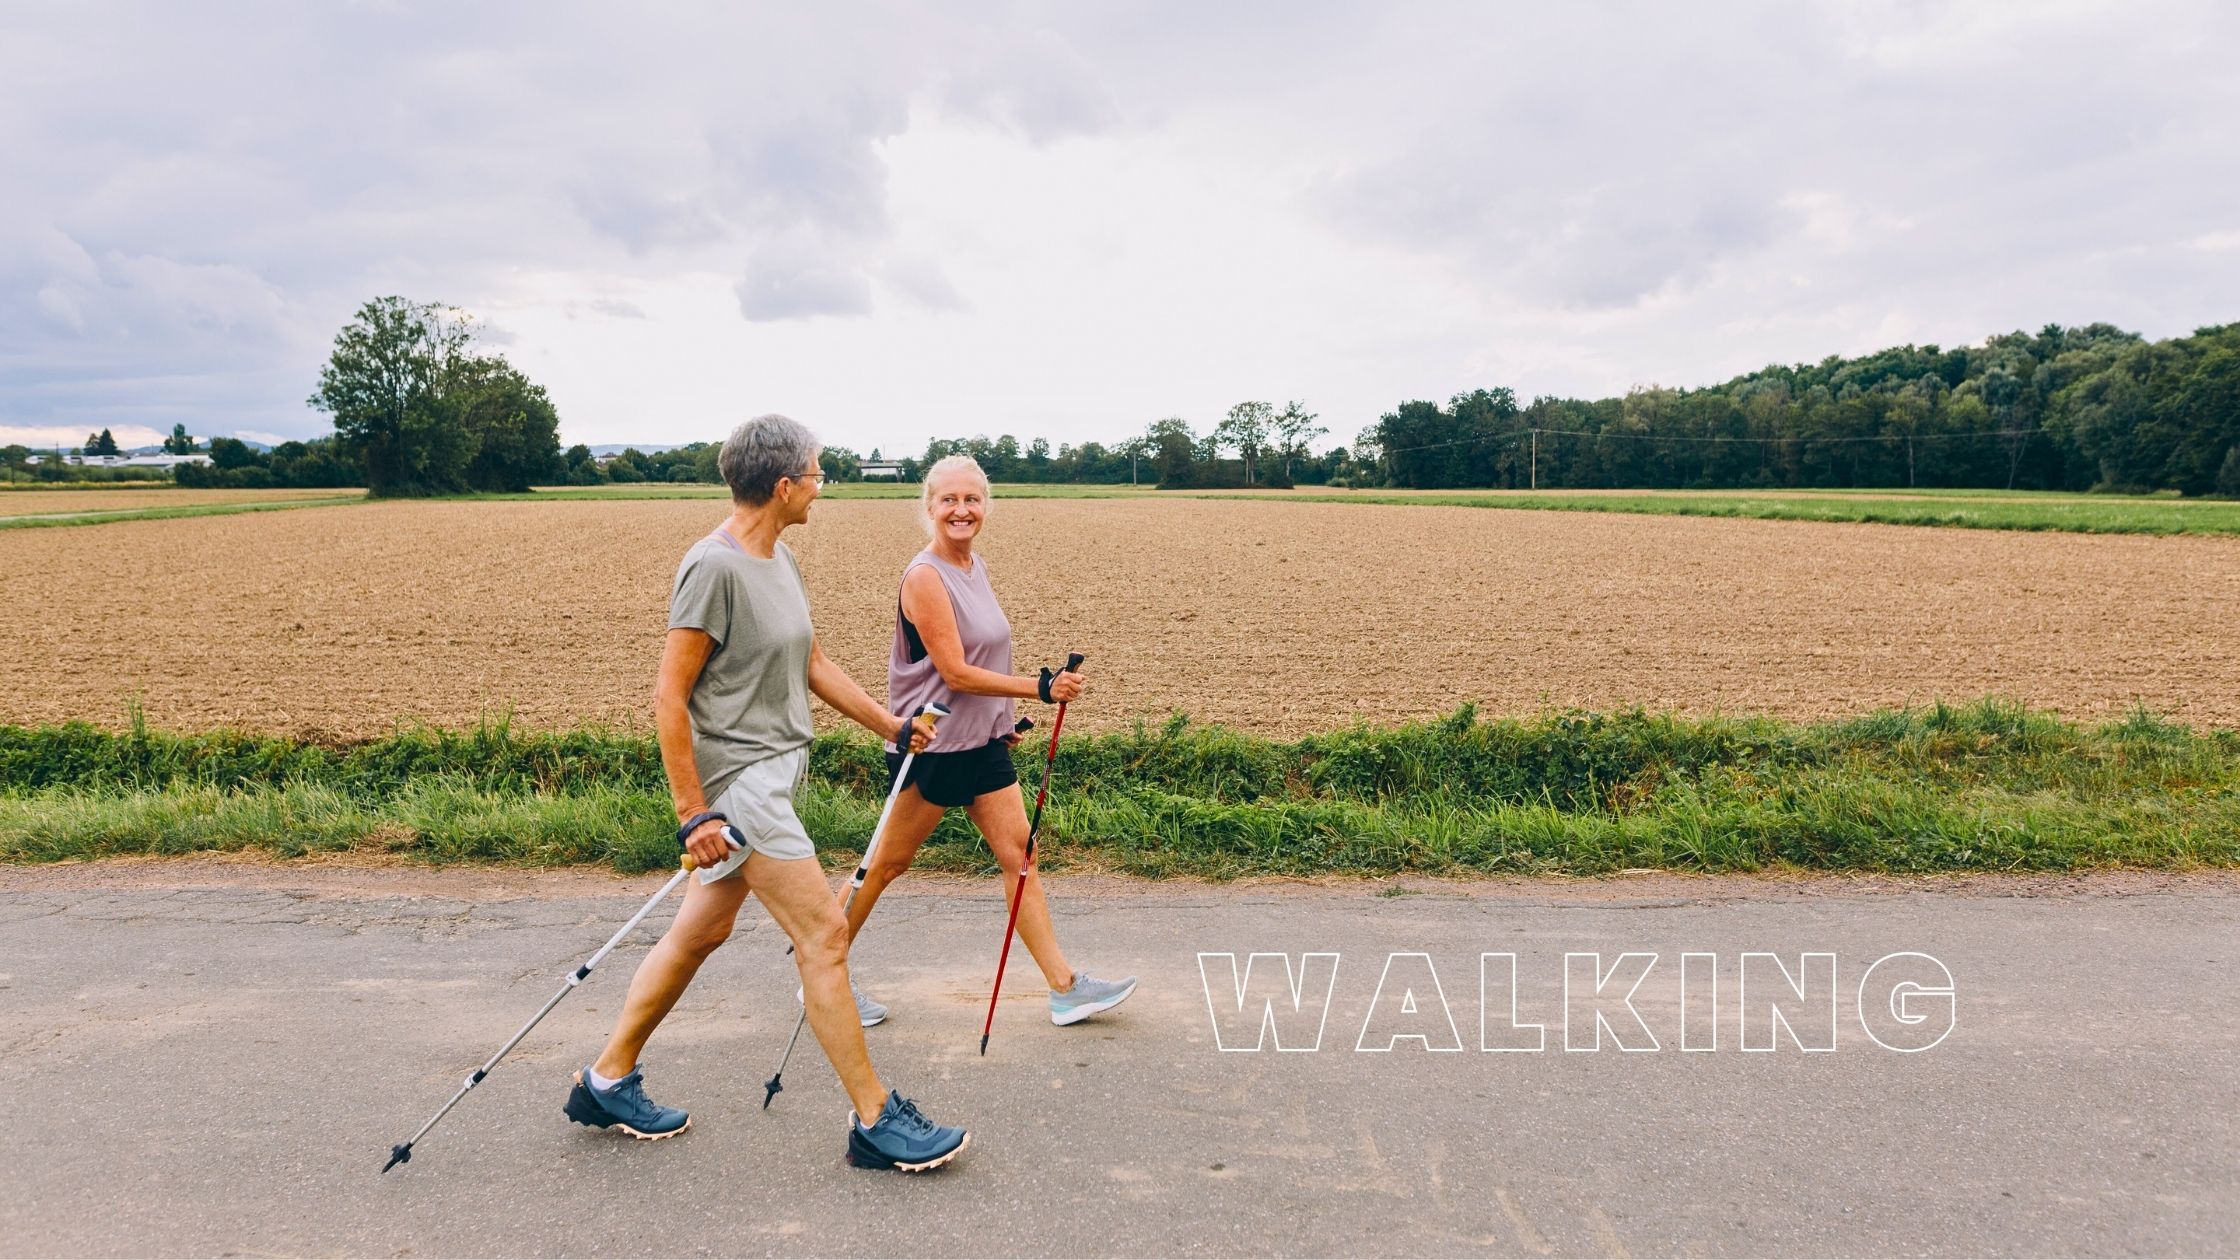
{"left": 887, "top": 737, "right": 1020, "bottom": 808}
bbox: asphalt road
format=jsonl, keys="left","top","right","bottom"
{"left": 2, "top": 861, "right": 2235, "bottom": 1258}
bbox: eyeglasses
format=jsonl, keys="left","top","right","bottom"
{"left": 786, "top": 471, "right": 828, "bottom": 486}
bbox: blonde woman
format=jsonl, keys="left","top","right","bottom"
{"left": 836, "top": 455, "right": 1136, "bottom": 1028}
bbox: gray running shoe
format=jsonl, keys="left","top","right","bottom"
{"left": 1049, "top": 971, "right": 1138, "bottom": 1026}
{"left": 847, "top": 1091, "right": 969, "bottom": 1172}
{"left": 562, "top": 1066, "right": 690, "bottom": 1139}
{"left": 797, "top": 979, "right": 889, "bottom": 1028}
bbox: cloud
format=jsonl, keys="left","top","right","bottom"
{"left": 734, "top": 240, "right": 876, "bottom": 321}
{"left": 0, "top": 423, "right": 166, "bottom": 449}
{"left": 1, "top": 2, "right": 2234, "bottom": 452}
{"left": 879, "top": 254, "right": 968, "bottom": 312}
{"left": 940, "top": 27, "right": 1121, "bottom": 142}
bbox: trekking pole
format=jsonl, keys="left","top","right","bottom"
{"left": 382, "top": 825, "right": 744, "bottom": 1173}
{"left": 979, "top": 652, "right": 1084, "bottom": 1056}
{"left": 761, "top": 701, "right": 948, "bottom": 1109}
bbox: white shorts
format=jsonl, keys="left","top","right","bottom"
{"left": 696, "top": 746, "right": 815, "bottom": 883}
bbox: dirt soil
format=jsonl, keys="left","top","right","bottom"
{"left": 6, "top": 497, "right": 2239, "bottom": 736}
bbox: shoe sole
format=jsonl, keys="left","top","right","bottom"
{"left": 1050, "top": 979, "right": 1138, "bottom": 1026}
{"left": 565, "top": 1072, "right": 691, "bottom": 1141}
{"left": 847, "top": 1130, "right": 970, "bottom": 1173}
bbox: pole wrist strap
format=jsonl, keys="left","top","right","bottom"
{"left": 676, "top": 810, "right": 728, "bottom": 849}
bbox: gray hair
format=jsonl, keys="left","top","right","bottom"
{"left": 720, "top": 413, "right": 819, "bottom": 505}
{"left": 920, "top": 454, "right": 992, "bottom": 539}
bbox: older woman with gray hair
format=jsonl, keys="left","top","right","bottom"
{"left": 562, "top": 414, "right": 969, "bottom": 1174}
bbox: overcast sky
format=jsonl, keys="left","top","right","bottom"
{"left": 3, "top": 1, "right": 2235, "bottom": 456}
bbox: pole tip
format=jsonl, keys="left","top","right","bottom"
{"left": 978, "top": 1033, "right": 989, "bottom": 1056}
{"left": 382, "top": 1143, "right": 411, "bottom": 1173}
{"left": 762, "top": 1075, "right": 782, "bottom": 1109}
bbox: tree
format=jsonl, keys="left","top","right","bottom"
{"left": 1118, "top": 436, "right": 1152, "bottom": 486}
{"left": 562, "top": 443, "right": 605, "bottom": 486}
{"left": 819, "top": 446, "right": 861, "bottom": 482}
{"left": 2162, "top": 344, "right": 2240, "bottom": 496}
{"left": 1216, "top": 401, "right": 1274, "bottom": 485}
{"left": 163, "top": 423, "right": 197, "bottom": 455}
{"left": 452, "top": 357, "right": 562, "bottom": 492}
{"left": 1272, "top": 400, "right": 1325, "bottom": 480}
{"left": 209, "top": 437, "right": 259, "bottom": 470}
{"left": 1144, "top": 417, "right": 1196, "bottom": 484}
{"left": 310, "top": 297, "right": 476, "bottom": 496}
{"left": 1351, "top": 424, "right": 1385, "bottom": 485}
{"left": 88, "top": 429, "right": 121, "bottom": 457}
{"left": 309, "top": 296, "right": 561, "bottom": 496}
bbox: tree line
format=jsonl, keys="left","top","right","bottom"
{"left": 23, "top": 310, "right": 2230, "bottom": 497}
{"left": 1364, "top": 323, "right": 2240, "bottom": 497}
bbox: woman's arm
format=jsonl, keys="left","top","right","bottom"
{"left": 807, "top": 640, "right": 936, "bottom": 749}
{"left": 901, "top": 565, "right": 1083, "bottom": 701}
{"left": 653, "top": 627, "right": 734, "bottom": 866}
{"left": 904, "top": 564, "right": 1088, "bottom": 699}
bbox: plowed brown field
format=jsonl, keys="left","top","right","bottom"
{"left": 6, "top": 498, "right": 2239, "bottom": 736}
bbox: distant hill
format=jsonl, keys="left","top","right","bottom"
{"left": 124, "top": 437, "right": 275, "bottom": 456}
{"left": 584, "top": 443, "right": 685, "bottom": 457}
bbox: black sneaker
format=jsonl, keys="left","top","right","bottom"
{"left": 846, "top": 1091, "right": 969, "bottom": 1172}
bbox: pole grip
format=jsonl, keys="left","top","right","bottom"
{"left": 897, "top": 699, "right": 949, "bottom": 751}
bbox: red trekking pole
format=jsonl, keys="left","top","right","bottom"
{"left": 979, "top": 651, "right": 1083, "bottom": 1056}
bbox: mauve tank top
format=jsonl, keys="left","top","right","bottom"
{"left": 887, "top": 549, "right": 1016, "bottom": 753}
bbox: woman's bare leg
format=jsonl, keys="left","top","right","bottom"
{"left": 748, "top": 851, "right": 888, "bottom": 1121}
{"left": 592, "top": 871, "right": 752, "bottom": 1079}
{"left": 844, "top": 788, "right": 947, "bottom": 942}
{"left": 967, "top": 785, "right": 1074, "bottom": 991}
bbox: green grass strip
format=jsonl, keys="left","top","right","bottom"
{"left": 15, "top": 483, "right": 2234, "bottom": 536}
{"left": 4, "top": 701, "right": 2234, "bottom": 876}
{"left": 1185, "top": 489, "right": 2240, "bottom": 536}
{"left": 0, "top": 496, "right": 366, "bottom": 530}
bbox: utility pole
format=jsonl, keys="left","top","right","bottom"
{"left": 1530, "top": 429, "right": 1538, "bottom": 490}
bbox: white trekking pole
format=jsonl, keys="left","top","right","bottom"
{"left": 383, "top": 825, "right": 745, "bottom": 1172}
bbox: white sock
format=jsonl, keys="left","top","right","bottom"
{"left": 587, "top": 1065, "right": 627, "bottom": 1092}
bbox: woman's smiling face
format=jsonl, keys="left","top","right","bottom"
{"left": 925, "top": 470, "right": 987, "bottom": 544}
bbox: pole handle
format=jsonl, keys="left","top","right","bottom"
{"left": 897, "top": 699, "right": 949, "bottom": 750}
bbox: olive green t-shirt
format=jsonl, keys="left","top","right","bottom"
{"left": 667, "top": 531, "right": 814, "bottom": 802}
